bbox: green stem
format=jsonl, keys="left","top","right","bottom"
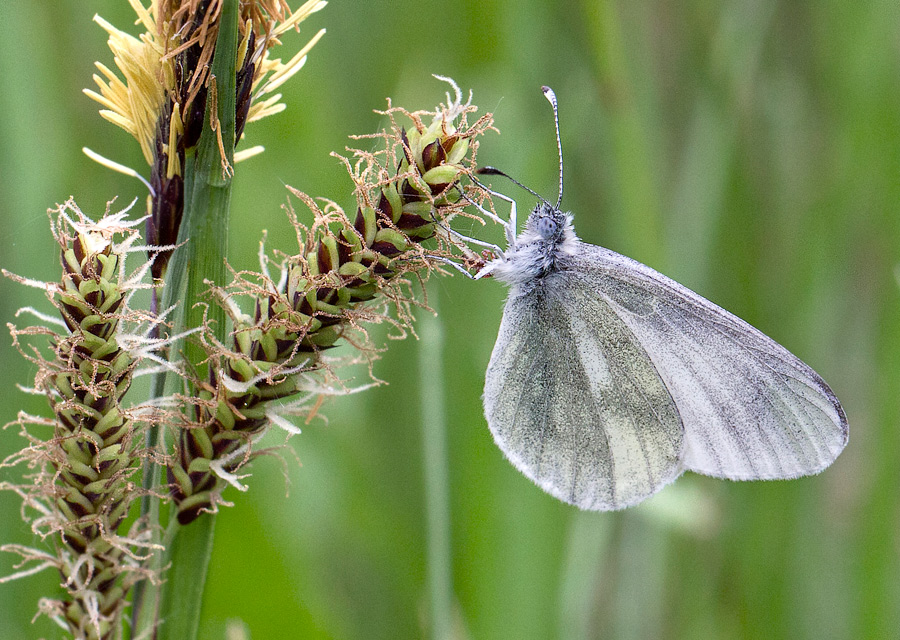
{"left": 131, "top": 317, "right": 171, "bottom": 635}
{"left": 134, "top": 1, "right": 239, "bottom": 638}
{"left": 418, "top": 291, "right": 454, "bottom": 639}
{"left": 557, "top": 512, "right": 612, "bottom": 640}
{"left": 156, "top": 517, "right": 217, "bottom": 640}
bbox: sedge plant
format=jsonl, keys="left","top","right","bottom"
{"left": 1, "top": 1, "right": 498, "bottom": 638}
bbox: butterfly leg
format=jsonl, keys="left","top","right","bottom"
{"left": 425, "top": 254, "right": 497, "bottom": 280}
{"left": 485, "top": 187, "right": 518, "bottom": 242}
{"left": 461, "top": 185, "right": 517, "bottom": 247}
{"left": 424, "top": 254, "right": 478, "bottom": 279}
{"left": 424, "top": 224, "right": 502, "bottom": 279}
{"left": 430, "top": 208, "right": 504, "bottom": 260}
{"left": 472, "top": 261, "right": 497, "bottom": 280}
{"left": 444, "top": 225, "right": 504, "bottom": 256}
{"left": 459, "top": 190, "right": 508, "bottom": 228}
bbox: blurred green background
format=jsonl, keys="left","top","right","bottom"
{"left": 1, "top": 1, "right": 898, "bottom": 638}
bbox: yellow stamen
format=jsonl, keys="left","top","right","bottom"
{"left": 255, "top": 28, "right": 325, "bottom": 96}
{"left": 167, "top": 106, "right": 184, "bottom": 179}
{"left": 273, "top": 0, "right": 328, "bottom": 37}
{"left": 234, "top": 146, "right": 266, "bottom": 163}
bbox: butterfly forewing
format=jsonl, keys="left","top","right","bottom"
{"left": 571, "top": 243, "right": 848, "bottom": 480}
{"left": 483, "top": 273, "right": 685, "bottom": 510}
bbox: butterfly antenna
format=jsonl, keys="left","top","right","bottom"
{"left": 541, "top": 86, "right": 564, "bottom": 210}
{"left": 474, "top": 167, "right": 553, "bottom": 208}
{"left": 474, "top": 86, "right": 565, "bottom": 211}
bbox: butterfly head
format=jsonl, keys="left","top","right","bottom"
{"left": 518, "top": 200, "right": 577, "bottom": 255}
{"left": 527, "top": 201, "right": 570, "bottom": 243}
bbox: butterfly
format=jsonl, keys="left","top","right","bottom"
{"left": 473, "top": 87, "right": 848, "bottom": 510}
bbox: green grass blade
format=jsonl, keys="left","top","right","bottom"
{"left": 418, "top": 291, "right": 454, "bottom": 639}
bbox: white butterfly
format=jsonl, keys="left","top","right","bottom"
{"left": 472, "top": 87, "right": 848, "bottom": 510}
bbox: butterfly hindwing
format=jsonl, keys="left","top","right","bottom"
{"left": 483, "top": 273, "right": 685, "bottom": 510}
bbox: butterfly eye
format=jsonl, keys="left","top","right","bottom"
{"left": 536, "top": 216, "right": 557, "bottom": 239}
